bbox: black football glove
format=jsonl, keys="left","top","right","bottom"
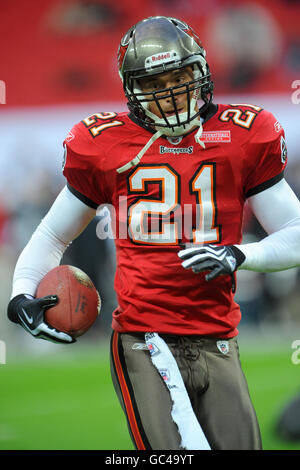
{"left": 7, "top": 294, "right": 75, "bottom": 344}
{"left": 178, "top": 244, "right": 245, "bottom": 293}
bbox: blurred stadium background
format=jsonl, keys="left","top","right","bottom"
{"left": 1, "top": 0, "right": 300, "bottom": 450}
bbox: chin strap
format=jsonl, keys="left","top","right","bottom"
{"left": 194, "top": 121, "right": 206, "bottom": 149}
{"left": 116, "top": 120, "right": 205, "bottom": 174}
{"left": 117, "top": 129, "right": 164, "bottom": 174}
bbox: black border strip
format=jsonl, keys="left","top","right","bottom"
{"left": 245, "top": 171, "right": 284, "bottom": 198}
{"left": 67, "top": 183, "right": 98, "bottom": 209}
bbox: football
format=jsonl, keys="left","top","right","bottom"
{"left": 36, "top": 265, "right": 101, "bottom": 338}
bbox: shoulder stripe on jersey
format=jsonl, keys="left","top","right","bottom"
{"left": 110, "top": 331, "right": 151, "bottom": 450}
{"left": 67, "top": 183, "right": 98, "bottom": 209}
{"left": 245, "top": 171, "right": 284, "bottom": 198}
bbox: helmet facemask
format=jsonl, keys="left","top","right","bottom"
{"left": 124, "top": 59, "right": 213, "bottom": 137}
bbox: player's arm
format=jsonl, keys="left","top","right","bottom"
{"left": 178, "top": 179, "right": 300, "bottom": 289}
{"left": 7, "top": 186, "right": 96, "bottom": 343}
{"left": 235, "top": 178, "right": 300, "bottom": 271}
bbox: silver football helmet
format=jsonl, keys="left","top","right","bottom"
{"left": 118, "top": 16, "right": 213, "bottom": 136}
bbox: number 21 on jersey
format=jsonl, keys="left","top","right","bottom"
{"left": 127, "top": 163, "right": 220, "bottom": 245}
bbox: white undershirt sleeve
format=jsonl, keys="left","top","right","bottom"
{"left": 236, "top": 179, "right": 300, "bottom": 272}
{"left": 11, "top": 186, "right": 96, "bottom": 298}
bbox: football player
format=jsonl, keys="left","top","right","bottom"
{"left": 7, "top": 16, "right": 300, "bottom": 450}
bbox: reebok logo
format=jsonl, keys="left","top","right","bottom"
{"left": 132, "top": 343, "right": 148, "bottom": 350}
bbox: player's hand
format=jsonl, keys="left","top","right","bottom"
{"left": 7, "top": 294, "right": 75, "bottom": 344}
{"left": 178, "top": 244, "right": 245, "bottom": 293}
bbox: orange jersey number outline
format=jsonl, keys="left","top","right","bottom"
{"left": 82, "top": 112, "right": 124, "bottom": 137}
{"left": 218, "top": 104, "right": 262, "bottom": 130}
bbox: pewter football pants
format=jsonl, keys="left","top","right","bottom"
{"left": 110, "top": 331, "right": 262, "bottom": 450}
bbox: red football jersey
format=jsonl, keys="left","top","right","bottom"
{"left": 63, "top": 104, "right": 287, "bottom": 338}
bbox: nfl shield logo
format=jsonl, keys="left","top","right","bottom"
{"left": 167, "top": 136, "right": 183, "bottom": 145}
{"left": 217, "top": 340, "right": 229, "bottom": 355}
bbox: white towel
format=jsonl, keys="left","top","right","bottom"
{"left": 145, "top": 332, "right": 211, "bottom": 450}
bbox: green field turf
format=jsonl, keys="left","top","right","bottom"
{"left": 1, "top": 335, "right": 300, "bottom": 450}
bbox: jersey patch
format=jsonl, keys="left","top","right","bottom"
{"left": 281, "top": 136, "right": 287, "bottom": 164}
{"left": 62, "top": 144, "right": 67, "bottom": 171}
{"left": 200, "top": 130, "right": 231, "bottom": 143}
{"left": 216, "top": 340, "right": 229, "bottom": 355}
